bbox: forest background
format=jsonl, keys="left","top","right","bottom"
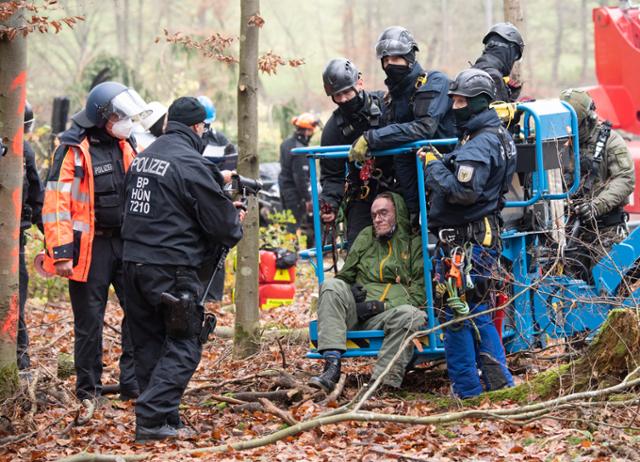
{"left": 27, "top": 0, "right": 603, "bottom": 165}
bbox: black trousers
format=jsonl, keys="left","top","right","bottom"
{"left": 17, "top": 233, "right": 30, "bottom": 370}
{"left": 123, "top": 262, "right": 203, "bottom": 428}
{"left": 68, "top": 235, "right": 138, "bottom": 399}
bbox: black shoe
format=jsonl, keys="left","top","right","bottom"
{"left": 308, "top": 356, "right": 341, "bottom": 393}
{"left": 167, "top": 414, "right": 185, "bottom": 429}
{"left": 135, "top": 424, "right": 177, "bottom": 442}
{"left": 119, "top": 388, "right": 139, "bottom": 402}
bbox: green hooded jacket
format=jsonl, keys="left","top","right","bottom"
{"left": 335, "top": 193, "right": 425, "bottom": 308}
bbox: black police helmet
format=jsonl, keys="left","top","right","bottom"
{"left": 483, "top": 22, "right": 524, "bottom": 59}
{"left": 24, "top": 100, "right": 34, "bottom": 132}
{"left": 375, "top": 26, "right": 419, "bottom": 63}
{"left": 322, "top": 58, "right": 360, "bottom": 96}
{"left": 72, "top": 81, "right": 128, "bottom": 128}
{"left": 449, "top": 68, "right": 497, "bottom": 101}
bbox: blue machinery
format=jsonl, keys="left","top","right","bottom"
{"left": 293, "top": 100, "right": 640, "bottom": 359}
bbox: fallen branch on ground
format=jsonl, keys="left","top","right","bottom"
{"left": 214, "top": 326, "right": 307, "bottom": 342}
{"left": 258, "top": 398, "right": 298, "bottom": 426}
{"left": 74, "top": 399, "right": 95, "bottom": 426}
{"left": 321, "top": 373, "right": 346, "bottom": 406}
{"left": 57, "top": 375, "right": 640, "bottom": 461}
{"left": 184, "top": 369, "right": 284, "bottom": 396}
{"left": 203, "top": 394, "right": 247, "bottom": 406}
{"left": 231, "top": 389, "right": 301, "bottom": 404}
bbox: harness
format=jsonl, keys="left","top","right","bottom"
{"left": 337, "top": 92, "right": 389, "bottom": 202}
{"left": 586, "top": 121, "right": 612, "bottom": 186}
{"left": 578, "top": 121, "right": 627, "bottom": 228}
{"left": 433, "top": 125, "right": 513, "bottom": 331}
{"left": 335, "top": 92, "right": 382, "bottom": 139}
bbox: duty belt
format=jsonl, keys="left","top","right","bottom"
{"left": 437, "top": 216, "right": 497, "bottom": 247}
{"left": 94, "top": 227, "right": 121, "bottom": 237}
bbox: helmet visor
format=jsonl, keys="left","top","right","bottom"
{"left": 375, "top": 38, "right": 412, "bottom": 59}
{"left": 107, "top": 89, "right": 151, "bottom": 122}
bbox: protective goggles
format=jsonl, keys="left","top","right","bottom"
{"left": 103, "top": 89, "right": 152, "bottom": 123}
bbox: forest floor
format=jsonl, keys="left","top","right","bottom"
{"left": 2, "top": 262, "right": 640, "bottom": 462}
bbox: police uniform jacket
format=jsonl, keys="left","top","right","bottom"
{"left": 278, "top": 133, "right": 311, "bottom": 208}
{"left": 426, "top": 108, "right": 516, "bottom": 230}
{"left": 21, "top": 140, "right": 44, "bottom": 231}
{"left": 319, "top": 90, "right": 392, "bottom": 209}
{"left": 121, "top": 121, "right": 243, "bottom": 267}
{"left": 365, "top": 63, "right": 456, "bottom": 213}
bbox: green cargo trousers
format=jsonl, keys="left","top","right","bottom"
{"left": 317, "top": 278, "right": 427, "bottom": 387}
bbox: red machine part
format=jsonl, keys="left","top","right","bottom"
{"left": 585, "top": 6, "right": 640, "bottom": 214}
{"left": 589, "top": 6, "right": 640, "bottom": 134}
{"left": 259, "top": 250, "right": 296, "bottom": 284}
{"left": 627, "top": 141, "right": 640, "bottom": 213}
{"left": 258, "top": 250, "right": 296, "bottom": 309}
{"left": 259, "top": 284, "right": 296, "bottom": 310}
{"left": 494, "top": 292, "right": 508, "bottom": 344}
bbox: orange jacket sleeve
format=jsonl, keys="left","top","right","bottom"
{"left": 43, "top": 146, "right": 76, "bottom": 262}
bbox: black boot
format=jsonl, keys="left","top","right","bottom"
{"left": 135, "top": 423, "right": 177, "bottom": 442}
{"left": 308, "top": 353, "right": 341, "bottom": 393}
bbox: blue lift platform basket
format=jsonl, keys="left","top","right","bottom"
{"left": 293, "top": 100, "right": 640, "bottom": 360}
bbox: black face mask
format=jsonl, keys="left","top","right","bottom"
{"left": 453, "top": 105, "right": 473, "bottom": 125}
{"left": 483, "top": 39, "right": 519, "bottom": 76}
{"left": 453, "top": 96, "right": 490, "bottom": 126}
{"left": 337, "top": 92, "right": 364, "bottom": 115}
{"left": 384, "top": 64, "right": 411, "bottom": 85}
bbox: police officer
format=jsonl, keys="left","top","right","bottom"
{"left": 42, "top": 82, "right": 146, "bottom": 401}
{"left": 18, "top": 101, "right": 44, "bottom": 370}
{"left": 473, "top": 22, "right": 525, "bottom": 103}
{"left": 121, "top": 97, "right": 244, "bottom": 442}
{"left": 198, "top": 95, "right": 237, "bottom": 171}
{"left": 560, "top": 89, "right": 635, "bottom": 278}
{"left": 320, "top": 58, "right": 392, "bottom": 245}
{"left": 349, "top": 26, "right": 456, "bottom": 217}
{"left": 422, "top": 69, "right": 515, "bottom": 398}
{"left": 278, "top": 113, "right": 321, "bottom": 242}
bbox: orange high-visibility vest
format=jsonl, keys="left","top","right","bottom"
{"left": 42, "top": 137, "right": 136, "bottom": 282}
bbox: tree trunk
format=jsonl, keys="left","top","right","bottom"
{"left": 0, "top": 2, "right": 27, "bottom": 398}
{"left": 341, "top": 2, "right": 355, "bottom": 57}
{"left": 440, "top": 0, "right": 449, "bottom": 67}
{"left": 484, "top": 0, "right": 494, "bottom": 30}
{"left": 580, "top": 0, "right": 589, "bottom": 81}
{"left": 503, "top": 0, "right": 524, "bottom": 81}
{"left": 234, "top": 0, "right": 261, "bottom": 359}
{"left": 551, "top": 2, "right": 564, "bottom": 83}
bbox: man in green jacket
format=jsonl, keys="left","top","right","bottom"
{"left": 308, "top": 192, "right": 427, "bottom": 393}
{"left": 560, "top": 89, "right": 636, "bottom": 279}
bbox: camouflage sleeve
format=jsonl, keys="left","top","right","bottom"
{"left": 594, "top": 131, "right": 635, "bottom": 216}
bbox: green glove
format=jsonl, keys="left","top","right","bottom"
{"left": 349, "top": 135, "right": 369, "bottom": 163}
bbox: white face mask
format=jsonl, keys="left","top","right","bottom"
{"left": 108, "top": 117, "right": 134, "bottom": 140}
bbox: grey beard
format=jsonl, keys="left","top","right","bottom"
{"left": 375, "top": 224, "right": 396, "bottom": 241}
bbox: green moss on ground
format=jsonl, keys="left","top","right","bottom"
{"left": 414, "top": 309, "right": 640, "bottom": 408}
{"left": 0, "top": 362, "right": 18, "bottom": 400}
